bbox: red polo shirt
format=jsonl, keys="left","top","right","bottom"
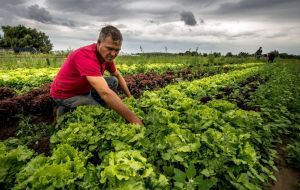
{"left": 50, "top": 43, "right": 116, "bottom": 99}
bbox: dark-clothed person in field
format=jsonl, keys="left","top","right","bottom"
{"left": 50, "top": 25, "right": 143, "bottom": 125}
{"left": 255, "top": 47, "right": 263, "bottom": 59}
{"left": 268, "top": 52, "right": 276, "bottom": 63}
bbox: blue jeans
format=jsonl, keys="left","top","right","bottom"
{"left": 53, "top": 76, "right": 118, "bottom": 117}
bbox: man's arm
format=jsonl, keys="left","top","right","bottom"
{"left": 86, "top": 76, "right": 143, "bottom": 125}
{"left": 111, "top": 70, "right": 131, "bottom": 97}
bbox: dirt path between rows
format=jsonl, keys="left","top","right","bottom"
{"left": 269, "top": 140, "right": 300, "bottom": 190}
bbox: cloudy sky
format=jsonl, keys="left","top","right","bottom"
{"left": 0, "top": 0, "right": 299, "bottom": 54}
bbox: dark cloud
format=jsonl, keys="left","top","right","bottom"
{"left": 26, "top": 4, "right": 79, "bottom": 27}
{"left": 28, "top": 4, "right": 53, "bottom": 24}
{"left": 45, "top": 0, "right": 180, "bottom": 21}
{"left": 0, "top": 0, "right": 86, "bottom": 27}
{"left": 221, "top": 0, "right": 298, "bottom": 11}
{"left": 45, "top": 0, "right": 131, "bottom": 19}
{"left": 60, "top": 20, "right": 77, "bottom": 27}
{"left": 231, "top": 31, "right": 259, "bottom": 38}
{"left": 0, "top": 0, "right": 27, "bottom": 25}
{"left": 0, "top": 0, "right": 25, "bottom": 5}
{"left": 217, "top": 0, "right": 300, "bottom": 20}
{"left": 180, "top": 11, "right": 197, "bottom": 26}
{"left": 184, "top": 0, "right": 219, "bottom": 8}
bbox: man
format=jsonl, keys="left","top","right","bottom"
{"left": 255, "top": 47, "right": 262, "bottom": 59}
{"left": 50, "top": 25, "right": 143, "bottom": 125}
{"left": 267, "top": 51, "right": 276, "bottom": 63}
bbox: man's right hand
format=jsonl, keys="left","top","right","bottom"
{"left": 131, "top": 117, "right": 144, "bottom": 126}
{"left": 87, "top": 76, "right": 144, "bottom": 126}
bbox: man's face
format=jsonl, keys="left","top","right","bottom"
{"left": 97, "top": 36, "right": 121, "bottom": 62}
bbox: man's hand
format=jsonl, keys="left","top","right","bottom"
{"left": 87, "top": 76, "right": 143, "bottom": 125}
{"left": 131, "top": 117, "right": 144, "bottom": 125}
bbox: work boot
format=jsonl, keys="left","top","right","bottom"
{"left": 53, "top": 105, "right": 68, "bottom": 122}
{"left": 56, "top": 105, "right": 68, "bottom": 117}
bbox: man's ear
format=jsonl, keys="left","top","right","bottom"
{"left": 96, "top": 42, "right": 102, "bottom": 51}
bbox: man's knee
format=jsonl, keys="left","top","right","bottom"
{"left": 105, "top": 76, "right": 119, "bottom": 91}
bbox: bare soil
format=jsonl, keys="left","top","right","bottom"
{"left": 0, "top": 118, "right": 19, "bottom": 140}
{"left": 269, "top": 139, "right": 300, "bottom": 190}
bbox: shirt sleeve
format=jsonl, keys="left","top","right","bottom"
{"left": 74, "top": 51, "right": 102, "bottom": 76}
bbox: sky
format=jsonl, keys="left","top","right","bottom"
{"left": 0, "top": 0, "right": 299, "bottom": 55}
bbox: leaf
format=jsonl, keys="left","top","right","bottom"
{"left": 163, "top": 165, "right": 174, "bottom": 176}
{"left": 201, "top": 169, "right": 210, "bottom": 177}
{"left": 173, "top": 168, "right": 186, "bottom": 183}
{"left": 174, "top": 155, "right": 184, "bottom": 162}
{"left": 269, "top": 175, "right": 277, "bottom": 181}
{"left": 237, "top": 173, "right": 260, "bottom": 190}
{"left": 162, "top": 152, "right": 171, "bottom": 161}
{"left": 186, "top": 163, "right": 196, "bottom": 179}
{"left": 174, "top": 181, "right": 185, "bottom": 189}
{"left": 194, "top": 175, "right": 217, "bottom": 190}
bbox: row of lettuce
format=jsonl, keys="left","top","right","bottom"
{"left": 1, "top": 62, "right": 299, "bottom": 189}
{"left": 0, "top": 62, "right": 263, "bottom": 94}
{"left": 0, "top": 54, "right": 262, "bottom": 70}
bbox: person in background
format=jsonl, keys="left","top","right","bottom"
{"left": 255, "top": 47, "right": 263, "bottom": 59}
{"left": 268, "top": 51, "right": 276, "bottom": 63}
{"left": 50, "top": 25, "right": 143, "bottom": 125}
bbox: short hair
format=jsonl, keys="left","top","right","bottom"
{"left": 98, "top": 25, "right": 123, "bottom": 43}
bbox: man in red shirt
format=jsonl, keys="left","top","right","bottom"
{"left": 50, "top": 25, "right": 143, "bottom": 125}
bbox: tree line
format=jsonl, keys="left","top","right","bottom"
{"left": 0, "top": 25, "right": 53, "bottom": 53}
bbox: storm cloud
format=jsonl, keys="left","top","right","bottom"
{"left": 28, "top": 4, "right": 53, "bottom": 24}
{"left": 180, "top": 11, "right": 197, "bottom": 26}
{"left": 216, "top": 0, "right": 300, "bottom": 21}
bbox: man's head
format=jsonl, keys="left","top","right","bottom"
{"left": 97, "top": 25, "right": 122, "bottom": 62}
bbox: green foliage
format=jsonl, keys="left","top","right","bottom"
{"left": 50, "top": 123, "right": 102, "bottom": 152}
{"left": 99, "top": 150, "right": 168, "bottom": 190}
{"left": 206, "top": 99, "right": 236, "bottom": 112}
{"left": 285, "top": 140, "right": 300, "bottom": 169}
{"left": 1, "top": 60, "right": 299, "bottom": 189}
{"left": 172, "top": 163, "right": 217, "bottom": 190}
{"left": 0, "top": 142, "right": 34, "bottom": 189}
{"left": 14, "top": 144, "right": 88, "bottom": 190}
{"left": 0, "top": 25, "right": 53, "bottom": 53}
{"left": 15, "top": 115, "right": 55, "bottom": 146}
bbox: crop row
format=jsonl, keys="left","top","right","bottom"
{"left": 0, "top": 62, "right": 262, "bottom": 127}
{"left": 0, "top": 62, "right": 263, "bottom": 93}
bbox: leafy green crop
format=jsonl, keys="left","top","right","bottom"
{"left": 0, "top": 142, "right": 34, "bottom": 189}
{"left": 14, "top": 144, "right": 88, "bottom": 190}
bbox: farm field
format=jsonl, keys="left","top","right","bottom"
{"left": 0, "top": 54, "right": 299, "bottom": 190}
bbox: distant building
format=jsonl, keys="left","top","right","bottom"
{"left": 13, "top": 47, "right": 39, "bottom": 53}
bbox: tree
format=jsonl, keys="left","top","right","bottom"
{"left": 225, "top": 52, "right": 233, "bottom": 57}
{"left": 0, "top": 25, "right": 53, "bottom": 53}
{"left": 0, "top": 34, "right": 3, "bottom": 47}
{"left": 272, "top": 50, "right": 279, "bottom": 57}
{"left": 238, "top": 52, "right": 249, "bottom": 57}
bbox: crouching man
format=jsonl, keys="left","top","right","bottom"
{"left": 50, "top": 25, "right": 143, "bottom": 125}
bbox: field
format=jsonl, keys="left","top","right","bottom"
{"left": 0, "top": 53, "right": 299, "bottom": 190}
